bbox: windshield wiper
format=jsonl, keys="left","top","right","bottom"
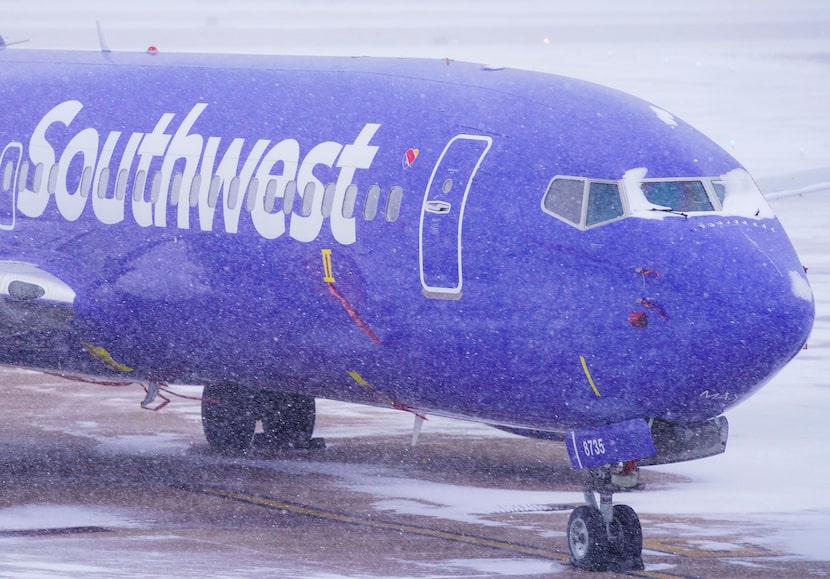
{"left": 650, "top": 207, "right": 689, "bottom": 218}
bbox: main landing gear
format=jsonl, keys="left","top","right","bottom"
{"left": 567, "top": 462, "right": 644, "bottom": 572}
{"left": 201, "top": 383, "right": 325, "bottom": 454}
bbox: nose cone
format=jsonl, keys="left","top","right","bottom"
{"left": 647, "top": 217, "right": 813, "bottom": 420}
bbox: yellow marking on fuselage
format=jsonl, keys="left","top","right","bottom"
{"left": 82, "top": 342, "right": 134, "bottom": 373}
{"left": 580, "top": 355, "right": 601, "bottom": 397}
{"left": 347, "top": 370, "right": 369, "bottom": 387}
{"left": 321, "top": 248, "right": 335, "bottom": 283}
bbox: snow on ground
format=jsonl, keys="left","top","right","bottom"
{"left": 0, "top": 505, "right": 141, "bottom": 532}
{"left": 2, "top": 0, "right": 830, "bottom": 569}
{"left": 415, "top": 558, "right": 562, "bottom": 577}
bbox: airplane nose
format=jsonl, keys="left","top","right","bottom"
{"left": 643, "top": 219, "right": 813, "bottom": 420}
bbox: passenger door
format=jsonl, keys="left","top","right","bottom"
{"left": 419, "top": 135, "right": 492, "bottom": 299}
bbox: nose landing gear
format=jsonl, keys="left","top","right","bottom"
{"left": 567, "top": 463, "right": 645, "bottom": 572}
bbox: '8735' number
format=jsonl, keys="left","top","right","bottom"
{"left": 582, "top": 438, "right": 606, "bottom": 457}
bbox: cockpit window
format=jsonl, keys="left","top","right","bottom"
{"left": 586, "top": 181, "right": 624, "bottom": 226}
{"left": 541, "top": 173, "right": 751, "bottom": 231}
{"left": 543, "top": 178, "right": 583, "bottom": 225}
{"left": 641, "top": 180, "right": 713, "bottom": 212}
{"left": 542, "top": 176, "right": 624, "bottom": 229}
{"left": 712, "top": 181, "right": 728, "bottom": 205}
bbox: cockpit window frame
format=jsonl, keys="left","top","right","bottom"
{"left": 542, "top": 174, "right": 736, "bottom": 231}
{"left": 541, "top": 175, "right": 628, "bottom": 231}
{"left": 637, "top": 177, "right": 724, "bottom": 213}
{"left": 709, "top": 180, "right": 729, "bottom": 209}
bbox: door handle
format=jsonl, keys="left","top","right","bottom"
{"left": 425, "top": 201, "right": 451, "bottom": 214}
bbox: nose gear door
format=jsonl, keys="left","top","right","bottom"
{"left": 419, "top": 134, "right": 492, "bottom": 299}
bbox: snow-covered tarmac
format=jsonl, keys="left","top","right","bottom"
{"left": 1, "top": 1, "right": 829, "bottom": 576}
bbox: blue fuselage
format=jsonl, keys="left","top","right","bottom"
{"left": 0, "top": 50, "right": 814, "bottom": 432}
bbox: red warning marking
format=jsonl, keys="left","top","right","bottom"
{"left": 328, "top": 284, "right": 380, "bottom": 345}
{"left": 44, "top": 372, "right": 206, "bottom": 411}
{"left": 347, "top": 371, "right": 426, "bottom": 420}
{"left": 636, "top": 267, "right": 662, "bottom": 279}
{"left": 637, "top": 298, "right": 669, "bottom": 320}
{"left": 629, "top": 311, "right": 648, "bottom": 327}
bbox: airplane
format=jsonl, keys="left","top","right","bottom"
{"left": 0, "top": 41, "right": 814, "bottom": 572}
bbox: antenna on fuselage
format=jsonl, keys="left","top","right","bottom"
{"left": 96, "top": 20, "right": 112, "bottom": 53}
{"left": 411, "top": 414, "right": 426, "bottom": 446}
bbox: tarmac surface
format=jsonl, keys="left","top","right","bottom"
{"left": 0, "top": 367, "right": 828, "bottom": 578}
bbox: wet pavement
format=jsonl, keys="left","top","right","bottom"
{"left": 0, "top": 367, "right": 827, "bottom": 578}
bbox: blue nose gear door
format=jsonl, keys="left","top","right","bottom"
{"left": 419, "top": 134, "right": 492, "bottom": 299}
{"left": 0, "top": 143, "right": 21, "bottom": 231}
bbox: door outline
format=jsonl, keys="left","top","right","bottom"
{"left": 0, "top": 143, "right": 22, "bottom": 231}
{"left": 418, "top": 134, "right": 492, "bottom": 299}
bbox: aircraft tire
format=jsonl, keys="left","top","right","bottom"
{"left": 609, "top": 504, "right": 644, "bottom": 570}
{"left": 260, "top": 392, "right": 316, "bottom": 449}
{"left": 201, "top": 383, "right": 257, "bottom": 454}
{"left": 567, "top": 505, "right": 609, "bottom": 571}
